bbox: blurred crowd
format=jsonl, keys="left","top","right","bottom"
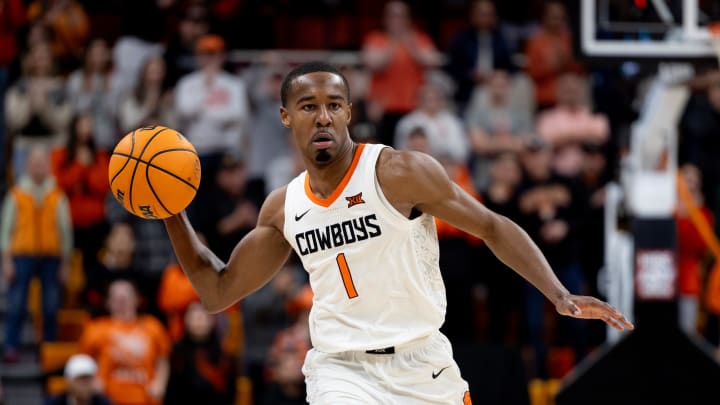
{"left": 1, "top": 0, "right": 720, "bottom": 404}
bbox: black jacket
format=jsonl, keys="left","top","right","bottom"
{"left": 446, "top": 28, "right": 516, "bottom": 105}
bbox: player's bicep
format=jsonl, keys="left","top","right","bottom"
{"left": 424, "top": 183, "right": 497, "bottom": 237}
{"left": 409, "top": 154, "right": 496, "bottom": 238}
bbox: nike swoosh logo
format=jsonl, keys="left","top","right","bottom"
{"left": 432, "top": 366, "right": 450, "bottom": 379}
{"left": 294, "top": 209, "right": 311, "bottom": 221}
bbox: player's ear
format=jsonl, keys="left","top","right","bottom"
{"left": 346, "top": 102, "right": 352, "bottom": 125}
{"left": 280, "top": 107, "right": 291, "bottom": 128}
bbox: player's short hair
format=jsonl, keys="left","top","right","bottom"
{"left": 281, "top": 61, "right": 350, "bottom": 107}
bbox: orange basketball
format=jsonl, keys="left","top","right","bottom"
{"left": 108, "top": 125, "right": 201, "bottom": 219}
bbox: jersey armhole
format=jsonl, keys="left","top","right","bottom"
{"left": 282, "top": 172, "right": 305, "bottom": 239}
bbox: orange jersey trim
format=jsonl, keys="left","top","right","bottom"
{"left": 304, "top": 143, "right": 366, "bottom": 207}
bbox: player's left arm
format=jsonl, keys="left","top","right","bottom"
{"left": 380, "top": 149, "right": 633, "bottom": 331}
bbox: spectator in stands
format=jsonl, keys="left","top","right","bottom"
{"left": 466, "top": 70, "right": 534, "bottom": 191}
{"left": 158, "top": 261, "right": 199, "bottom": 342}
{"left": 245, "top": 58, "right": 292, "bottom": 186}
{"left": 332, "top": 56, "right": 374, "bottom": 137}
{"left": 361, "top": 0, "right": 442, "bottom": 147}
{"left": 0, "top": 0, "right": 26, "bottom": 183}
{"left": 47, "top": 354, "right": 112, "bottom": 405}
{"left": 26, "top": 0, "right": 90, "bottom": 73}
{"left": 1, "top": 146, "right": 72, "bottom": 363}
{"left": 516, "top": 139, "right": 587, "bottom": 378}
{"left": 394, "top": 82, "right": 469, "bottom": 163}
{"left": 537, "top": 72, "right": 610, "bottom": 178}
{"left": 403, "top": 126, "right": 432, "bottom": 154}
{"left": 524, "top": 1, "right": 581, "bottom": 110}
{"left": 264, "top": 147, "right": 304, "bottom": 195}
{"left": 446, "top": 0, "right": 515, "bottom": 110}
{"left": 676, "top": 163, "right": 713, "bottom": 335}
{"left": 0, "top": 380, "right": 3, "bottom": 405}
{"left": 6, "top": 43, "right": 72, "bottom": 181}
{"left": 25, "top": 21, "right": 52, "bottom": 50}
{"left": 105, "top": 191, "right": 176, "bottom": 320}
{"left": 164, "top": 302, "right": 235, "bottom": 405}
{"left": 243, "top": 261, "right": 305, "bottom": 405}
{"left": 65, "top": 39, "right": 119, "bottom": 150}
{"left": 112, "top": 0, "right": 174, "bottom": 95}
{"left": 80, "top": 279, "right": 171, "bottom": 405}
{"left": 51, "top": 113, "right": 110, "bottom": 293}
{"left": 163, "top": 4, "right": 209, "bottom": 87}
{"left": 118, "top": 56, "right": 175, "bottom": 133}
{"left": 189, "top": 153, "right": 264, "bottom": 262}
{"left": 480, "top": 153, "right": 524, "bottom": 345}
{"left": 175, "top": 34, "right": 249, "bottom": 194}
{"left": 88, "top": 222, "right": 136, "bottom": 315}
{"left": 262, "top": 285, "right": 312, "bottom": 405}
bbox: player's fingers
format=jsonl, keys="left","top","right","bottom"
{"left": 599, "top": 300, "right": 623, "bottom": 316}
{"left": 601, "top": 314, "right": 625, "bottom": 331}
{"left": 614, "top": 313, "right": 635, "bottom": 330}
{"left": 592, "top": 300, "right": 634, "bottom": 329}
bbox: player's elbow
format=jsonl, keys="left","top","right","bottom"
{"left": 201, "top": 291, "right": 233, "bottom": 314}
{"left": 202, "top": 300, "right": 227, "bottom": 315}
{"left": 203, "top": 268, "right": 249, "bottom": 314}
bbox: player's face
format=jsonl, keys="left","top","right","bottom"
{"left": 280, "top": 72, "right": 352, "bottom": 166}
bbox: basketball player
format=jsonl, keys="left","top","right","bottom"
{"left": 163, "top": 61, "right": 634, "bottom": 404}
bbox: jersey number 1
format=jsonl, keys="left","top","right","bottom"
{"left": 336, "top": 253, "right": 358, "bottom": 299}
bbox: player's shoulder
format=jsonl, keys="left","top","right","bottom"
{"left": 258, "top": 184, "right": 288, "bottom": 230}
{"left": 377, "top": 147, "right": 441, "bottom": 180}
{"left": 376, "top": 147, "right": 449, "bottom": 202}
{"left": 263, "top": 184, "right": 288, "bottom": 209}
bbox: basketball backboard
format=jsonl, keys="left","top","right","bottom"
{"left": 579, "top": 0, "right": 720, "bottom": 63}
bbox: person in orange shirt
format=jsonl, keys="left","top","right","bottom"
{"left": 80, "top": 279, "right": 171, "bottom": 405}
{"left": 157, "top": 262, "right": 200, "bottom": 342}
{"left": 524, "top": 1, "right": 582, "bottom": 110}
{"left": 361, "top": 0, "right": 442, "bottom": 147}
{"left": 51, "top": 112, "right": 110, "bottom": 290}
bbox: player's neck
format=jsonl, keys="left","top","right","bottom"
{"left": 306, "top": 142, "right": 357, "bottom": 199}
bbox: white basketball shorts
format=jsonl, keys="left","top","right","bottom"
{"left": 302, "top": 331, "right": 472, "bottom": 404}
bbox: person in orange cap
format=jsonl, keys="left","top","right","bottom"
{"left": 174, "top": 32, "right": 250, "bottom": 204}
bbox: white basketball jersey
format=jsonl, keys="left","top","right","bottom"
{"left": 283, "top": 143, "right": 447, "bottom": 353}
